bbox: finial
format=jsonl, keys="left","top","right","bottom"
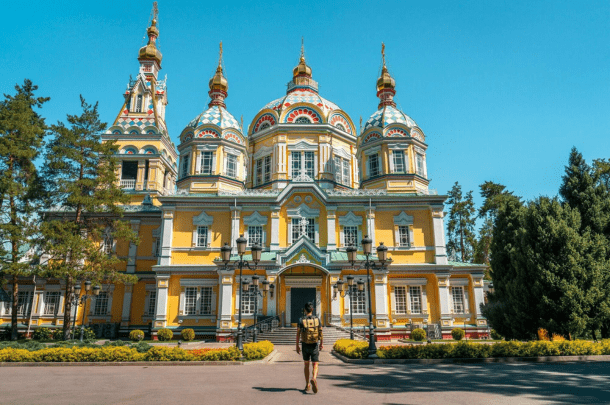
{"left": 218, "top": 41, "right": 223, "bottom": 70}
{"left": 381, "top": 42, "right": 386, "bottom": 68}
{"left": 240, "top": 115, "right": 244, "bottom": 130}
{"left": 152, "top": 1, "right": 158, "bottom": 25}
{"left": 359, "top": 116, "right": 362, "bottom": 134}
{"left": 300, "top": 37, "right": 305, "bottom": 62}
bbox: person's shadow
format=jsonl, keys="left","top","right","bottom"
{"left": 252, "top": 387, "right": 309, "bottom": 395}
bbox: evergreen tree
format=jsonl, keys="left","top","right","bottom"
{"left": 41, "top": 96, "right": 138, "bottom": 340}
{"left": 446, "top": 182, "right": 476, "bottom": 262}
{"left": 593, "top": 158, "right": 610, "bottom": 192}
{"left": 0, "top": 80, "right": 48, "bottom": 340}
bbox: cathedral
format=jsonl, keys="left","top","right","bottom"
{"left": 1, "top": 7, "right": 488, "bottom": 341}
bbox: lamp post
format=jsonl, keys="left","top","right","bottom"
{"left": 344, "top": 236, "right": 390, "bottom": 359}
{"left": 73, "top": 281, "right": 101, "bottom": 342}
{"left": 241, "top": 275, "right": 271, "bottom": 342}
{"left": 219, "top": 236, "right": 262, "bottom": 352}
{"left": 332, "top": 275, "right": 366, "bottom": 340}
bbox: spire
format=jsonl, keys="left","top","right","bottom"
{"left": 293, "top": 37, "right": 312, "bottom": 79}
{"left": 208, "top": 41, "right": 228, "bottom": 108}
{"left": 289, "top": 38, "right": 317, "bottom": 94}
{"left": 138, "top": 2, "right": 163, "bottom": 69}
{"left": 376, "top": 42, "right": 396, "bottom": 108}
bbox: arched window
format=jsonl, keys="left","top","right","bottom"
{"left": 295, "top": 116, "right": 312, "bottom": 124}
{"left": 135, "top": 95, "right": 143, "bottom": 113}
{"left": 336, "top": 123, "right": 346, "bottom": 131}
{"left": 258, "top": 122, "right": 271, "bottom": 131}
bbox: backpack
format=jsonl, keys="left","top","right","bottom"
{"left": 301, "top": 315, "right": 320, "bottom": 344}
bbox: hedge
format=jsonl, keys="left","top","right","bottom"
{"left": 0, "top": 341, "right": 274, "bottom": 362}
{"left": 334, "top": 339, "right": 610, "bottom": 360}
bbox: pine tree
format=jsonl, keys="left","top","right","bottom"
{"left": 446, "top": 182, "right": 476, "bottom": 262}
{"left": 593, "top": 158, "right": 610, "bottom": 192}
{"left": 41, "top": 96, "right": 138, "bottom": 340}
{"left": 0, "top": 80, "right": 49, "bottom": 340}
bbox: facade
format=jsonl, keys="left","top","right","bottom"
{"left": 0, "top": 10, "right": 488, "bottom": 340}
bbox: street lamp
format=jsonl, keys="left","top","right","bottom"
{"left": 219, "top": 236, "right": 262, "bottom": 352}
{"left": 332, "top": 275, "right": 366, "bottom": 340}
{"left": 344, "top": 236, "right": 391, "bottom": 359}
{"left": 240, "top": 275, "right": 271, "bottom": 342}
{"left": 71, "top": 281, "right": 100, "bottom": 342}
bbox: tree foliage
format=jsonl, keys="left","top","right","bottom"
{"left": 41, "top": 96, "right": 138, "bottom": 339}
{"left": 446, "top": 182, "right": 476, "bottom": 262}
{"left": 0, "top": 80, "right": 49, "bottom": 340}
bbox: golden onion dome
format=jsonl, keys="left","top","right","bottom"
{"left": 138, "top": 19, "right": 163, "bottom": 65}
{"left": 293, "top": 55, "right": 312, "bottom": 78}
{"left": 209, "top": 66, "right": 228, "bottom": 92}
{"left": 376, "top": 65, "right": 395, "bottom": 92}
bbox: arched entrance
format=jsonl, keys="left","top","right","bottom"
{"left": 276, "top": 263, "right": 330, "bottom": 326}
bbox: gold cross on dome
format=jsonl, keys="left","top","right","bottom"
{"left": 381, "top": 42, "right": 386, "bottom": 67}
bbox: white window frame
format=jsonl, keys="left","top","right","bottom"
{"left": 342, "top": 276, "right": 368, "bottom": 316}
{"left": 247, "top": 226, "right": 263, "bottom": 247}
{"left": 178, "top": 279, "right": 218, "bottom": 317}
{"left": 196, "top": 226, "right": 209, "bottom": 247}
{"left": 101, "top": 227, "right": 115, "bottom": 255}
{"left": 199, "top": 151, "right": 215, "bottom": 175}
{"left": 394, "top": 286, "right": 407, "bottom": 315}
{"left": 286, "top": 204, "right": 320, "bottom": 245}
{"left": 338, "top": 211, "right": 363, "bottom": 248}
{"left": 243, "top": 211, "right": 268, "bottom": 248}
{"left": 235, "top": 276, "right": 263, "bottom": 317}
{"left": 452, "top": 286, "right": 465, "bottom": 314}
{"left": 334, "top": 156, "right": 351, "bottom": 186}
{"left": 184, "top": 287, "right": 198, "bottom": 315}
{"left": 393, "top": 212, "right": 415, "bottom": 248}
{"left": 390, "top": 278, "right": 428, "bottom": 316}
{"left": 343, "top": 226, "right": 358, "bottom": 247}
{"left": 368, "top": 154, "right": 380, "bottom": 177}
{"left": 181, "top": 152, "right": 190, "bottom": 178}
{"left": 287, "top": 141, "right": 318, "bottom": 181}
{"left": 391, "top": 150, "right": 406, "bottom": 173}
{"left": 144, "top": 285, "right": 157, "bottom": 318}
{"left": 226, "top": 153, "right": 238, "bottom": 178}
{"left": 43, "top": 291, "right": 61, "bottom": 316}
{"left": 398, "top": 225, "right": 410, "bottom": 247}
{"left": 195, "top": 145, "right": 218, "bottom": 175}
{"left": 415, "top": 146, "right": 427, "bottom": 177}
{"left": 192, "top": 211, "right": 213, "bottom": 248}
{"left": 409, "top": 286, "right": 423, "bottom": 314}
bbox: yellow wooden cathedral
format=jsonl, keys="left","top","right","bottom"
{"left": 1, "top": 7, "right": 488, "bottom": 341}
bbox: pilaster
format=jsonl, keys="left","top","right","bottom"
{"left": 431, "top": 205, "right": 448, "bottom": 265}
{"left": 217, "top": 270, "right": 235, "bottom": 329}
{"left": 437, "top": 273, "right": 452, "bottom": 327}
{"left": 270, "top": 206, "right": 281, "bottom": 251}
{"left": 366, "top": 206, "right": 376, "bottom": 247}
{"left": 472, "top": 274, "right": 488, "bottom": 328}
{"left": 126, "top": 220, "right": 140, "bottom": 273}
{"left": 153, "top": 274, "right": 170, "bottom": 329}
{"left": 120, "top": 284, "right": 133, "bottom": 329}
{"left": 159, "top": 207, "right": 174, "bottom": 266}
{"left": 326, "top": 206, "right": 337, "bottom": 251}
{"left": 230, "top": 206, "right": 242, "bottom": 249}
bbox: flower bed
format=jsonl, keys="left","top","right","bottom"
{"left": 0, "top": 341, "right": 273, "bottom": 362}
{"left": 334, "top": 339, "right": 610, "bottom": 359}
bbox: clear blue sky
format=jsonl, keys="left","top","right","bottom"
{"left": 1, "top": 0, "right": 608, "bottom": 211}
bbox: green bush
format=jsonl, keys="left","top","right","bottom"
{"left": 0, "top": 340, "right": 45, "bottom": 351}
{"left": 32, "top": 327, "right": 54, "bottom": 341}
{"left": 411, "top": 328, "right": 426, "bottom": 341}
{"left": 181, "top": 328, "right": 195, "bottom": 341}
{"left": 243, "top": 341, "right": 274, "bottom": 360}
{"left": 333, "top": 339, "right": 369, "bottom": 359}
{"left": 52, "top": 328, "right": 66, "bottom": 341}
{"left": 452, "top": 328, "right": 465, "bottom": 341}
{"left": 490, "top": 329, "right": 503, "bottom": 340}
{"left": 130, "top": 342, "right": 152, "bottom": 353}
{"left": 157, "top": 328, "right": 173, "bottom": 341}
{"left": 74, "top": 327, "right": 96, "bottom": 341}
{"left": 129, "top": 330, "right": 145, "bottom": 342}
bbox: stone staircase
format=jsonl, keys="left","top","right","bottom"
{"left": 247, "top": 325, "right": 361, "bottom": 346}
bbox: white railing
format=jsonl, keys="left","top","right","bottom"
{"left": 120, "top": 179, "right": 136, "bottom": 190}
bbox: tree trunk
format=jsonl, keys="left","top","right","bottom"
{"left": 601, "top": 324, "right": 609, "bottom": 339}
{"left": 11, "top": 276, "right": 18, "bottom": 341}
{"left": 63, "top": 275, "right": 73, "bottom": 340}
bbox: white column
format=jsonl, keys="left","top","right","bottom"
{"left": 326, "top": 206, "right": 337, "bottom": 251}
{"left": 431, "top": 206, "right": 448, "bottom": 265}
{"left": 374, "top": 272, "right": 389, "bottom": 321}
{"left": 159, "top": 208, "right": 174, "bottom": 266}
{"left": 136, "top": 159, "right": 145, "bottom": 190}
{"left": 265, "top": 274, "right": 277, "bottom": 316}
{"left": 230, "top": 206, "right": 242, "bottom": 249}
{"left": 270, "top": 206, "right": 280, "bottom": 251}
{"left": 120, "top": 284, "right": 133, "bottom": 328}
{"left": 472, "top": 275, "right": 486, "bottom": 319}
{"left": 153, "top": 275, "right": 170, "bottom": 329}
{"left": 366, "top": 206, "right": 376, "bottom": 247}
{"left": 126, "top": 220, "right": 140, "bottom": 273}
{"left": 218, "top": 270, "right": 234, "bottom": 326}
{"left": 437, "top": 274, "right": 451, "bottom": 328}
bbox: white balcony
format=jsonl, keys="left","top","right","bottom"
{"left": 120, "top": 179, "right": 136, "bottom": 190}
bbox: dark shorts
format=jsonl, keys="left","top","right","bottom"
{"left": 301, "top": 343, "right": 319, "bottom": 362}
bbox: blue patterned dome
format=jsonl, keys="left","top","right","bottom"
{"left": 363, "top": 105, "right": 417, "bottom": 132}
{"left": 186, "top": 105, "right": 242, "bottom": 132}
{"left": 262, "top": 90, "right": 341, "bottom": 117}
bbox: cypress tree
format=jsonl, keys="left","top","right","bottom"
{"left": 41, "top": 96, "right": 138, "bottom": 340}
{"left": 0, "top": 80, "right": 48, "bottom": 340}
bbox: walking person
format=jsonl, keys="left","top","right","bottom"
{"left": 296, "top": 302, "right": 323, "bottom": 393}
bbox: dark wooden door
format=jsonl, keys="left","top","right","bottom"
{"left": 290, "top": 288, "right": 316, "bottom": 324}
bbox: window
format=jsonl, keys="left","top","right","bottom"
{"left": 416, "top": 153, "right": 425, "bottom": 176}
{"left": 291, "top": 151, "right": 315, "bottom": 179}
{"left": 295, "top": 116, "right": 311, "bottom": 124}
{"left": 452, "top": 287, "right": 465, "bottom": 314}
{"left": 393, "top": 151, "right": 406, "bottom": 173}
{"left": 241, "top": 286, "right": 257, "bottom": 315}
{"left": 153, "top": 238, "right": 160, "bottom": 257}
{"left": 181, "top": 153, "right": 190, "bottom": 178}
{"left": 292, "top": 218, "right": 315, "bottom": 241}
{"left": 44, "top": 291, "right": 61, "bottom": 316}
{"left": 147, "top": 291, "right": 157, "bottom": 316}
{"left": 264, "top": 156, "right": 271, "bottom": 183}
{"left": 256, "top": 159, "right": 263, "bottom": 185}
{"left": 334, "top": 156, "right": 350, "bottom": 186}
{"left": 409, "top": 286, "right": 422, "bottom": 314}
{"left": 258, "top": 122, "right": 271, "bottom": 131}
{"left": 197, "top": 226, "right": 208, "bottom": 247}
{"left": 12, "top": 291, "right": 32, "bottom": 316}
{"left": 395, "top": 286, "right": 407, "bottom": 314}
{"left": 336, "top": 123, "right": 346, "bottom": 131}
{"left": 93, "top": 292, "right": 109, "bottom": 316}
{"left": 248, "top": 226, "right": 263, "bottom": 247}
{"left": 102, "top": 230, "right": 113, "bottom": 255}
{"left": 343, "top": 226, "right": 358, "bottom": 247}
{"left": 255, "top": 156, "right": 272, "bottom": 185}
{"left": 351, "top": 290, "right": 367, "bottom": 314}
{"left": 226, "top": 154, "right": 238, "bottom": 178}
{"left": 184, "top": 287, "right": 197, "bottom": 315}
{"left": 369, "top": 154, "right": 379, "bottom": 177}
{"left": 135, "top": 95, "right": 143, "bottom": 113}
{"left": 398, "top": 226, "right": 410, "bottom": 247}
{"left": 200, "top": 287, "right": 213, "bottom": 315}
{"left": 200, "top": 151, "right": 214, "bottom": 175}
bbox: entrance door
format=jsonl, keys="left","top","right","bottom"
{"left": 290, "top": 288, "right": 316, "bottom": 325}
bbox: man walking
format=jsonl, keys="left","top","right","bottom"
{"left": 296, "top": 302, "right": 323, "bottom": 394}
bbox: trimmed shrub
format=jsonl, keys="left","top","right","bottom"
{"left": 75, "top": 327, "right": 97, "bottom": 341}
{"left": 33, "top": 327, "right": 54, "bottom": 341}
{"left": 551, "top": 333, "right": 566, "bottom": 342}
{"left": 243, "top": 341, "right": 274, "bottom": 360}
{"left": 333, "top": 339, "right": 369, "bottom": 359}
{"left": 189, "top": 347, "right": 241, "bottom": 361}
{"left": 451, "top": 328, "right": 465, "bottom": 341}
{"left": 52, "top": 328, "right": 66, "bottom": 341}
{"left": 129, "top": 330, "right": 145, "bottom": 342}
{"left": 157, "top": 328, "right": 173, "bottom": 341}
{"left": 538, "top": 328, "right": 550, "bottom": 341}
{"left": 411, "top": 328, "right": 426, "bottom": 341}
{"left": 181, "top": 328, "right": 195, "bottom": 342}
{"left": 131, "top": 342, "right": 152, "bottom": 353}
{"left": 490, "top": 329, "right": 503, "bottom": 340}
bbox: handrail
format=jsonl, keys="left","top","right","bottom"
{"left": 243, "top": 314, "right": 280, "bottom": 338}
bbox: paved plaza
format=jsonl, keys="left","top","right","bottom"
{"left": 1, "top": 346, "right": 610, "bottom": 405}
